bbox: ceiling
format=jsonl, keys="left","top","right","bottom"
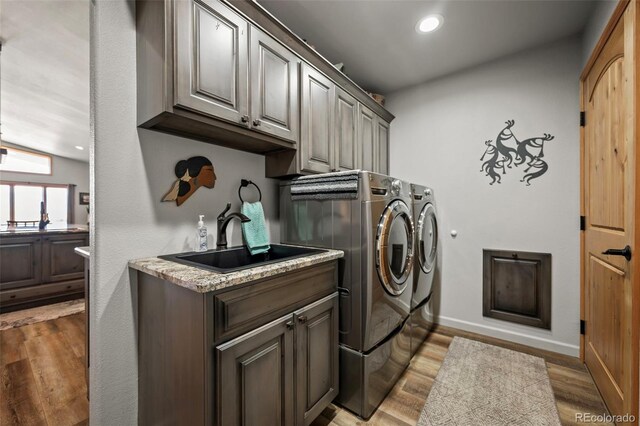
{"left": 1, "top": 0, "right": 90, "bottom": 162}
{"left": 258, "top": 0, "right": 596, "bottom": 94}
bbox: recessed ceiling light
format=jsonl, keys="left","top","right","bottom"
{"left": 416, "top": 15, "right": 443, "bottom": 33}
{"left": 75, "top": 146, "right": 84, "bottom": 150}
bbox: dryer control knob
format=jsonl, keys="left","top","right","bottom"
{"left": 424, "top": 188, "right": 432, "bottom": 197}
{"left": 391, "top": 179, "right": 402, "bottom": 195}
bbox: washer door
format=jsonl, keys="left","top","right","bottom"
{"left": 417, "top": 203, "right": 437, "bottom": 273}
{"left": 376, "top": 200, "right": 414, "bottom": 295}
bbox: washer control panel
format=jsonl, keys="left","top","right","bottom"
{"left": 391, "top": 179, "right": 402, "bottom": 196}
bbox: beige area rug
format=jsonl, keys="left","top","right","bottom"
{"left": 0, "top": 299, "right": 85, "bottom": 330}
{"left": 417, "top": 337, "right": 561, "bottom": 426}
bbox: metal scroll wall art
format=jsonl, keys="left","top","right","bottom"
{"left": 480, "top": 120, "right": 554, "bottom": 186}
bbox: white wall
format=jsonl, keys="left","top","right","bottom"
{"left": 387, "top": 36, "right": 582, "bottom": 356}
{"left": 91, "top": 1, "right": 279, "bottom": 423}
{"left": 582, "top": 0, "right": 618, "bottom": 67}
{"left": 1, "top": 143, "right": 90, "bottom": 224}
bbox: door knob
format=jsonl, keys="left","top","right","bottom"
{"left": 253, "top": 119, "right": 261, "bottom": 127}
{"left": 602, "top": 245, "right": 632, "bottom": 261}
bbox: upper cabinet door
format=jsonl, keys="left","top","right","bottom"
{"left": 300, "top": 64, "right": 335, "bottom": 174}
{"left": 174, "top": 0, "right": 249, "bottom": 125}
{"left": 358, "top": 104, "right": 376, "bottom": 172}
{"left": 377, "top": 118, "right": 390, "bottom": 174}
{"left": 334, "top": 88, "right": 358, "bottom": 172}
{"left": 250, "top": 27, "right": 299, "bottom": 143}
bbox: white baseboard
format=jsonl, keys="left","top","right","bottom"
{"left": 436, "top": 315, "right": 580, "bottom": 357}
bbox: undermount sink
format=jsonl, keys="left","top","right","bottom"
{"left": 159, "top": 244, "right": 326, "bottom": 273}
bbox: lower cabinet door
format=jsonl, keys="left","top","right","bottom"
{"left": 42, "top": 234, "right": 88, "bottom": 283}
{"left": 294, "top": 292, "right": 339, "bottom": 425}
{"left": 216, "top": 313, "right": 295, "bottom": 426}
{"left": 0, "top": 236, "right": 42, "bottom": 290}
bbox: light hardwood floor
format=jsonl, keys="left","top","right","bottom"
{"left": 0, "top": 315, "right": 609, "bottom": 426}
{"left": 1, "top": 313, "right": 88, "bottom": 426}
{"left": 311, "top": 326, "right": 611, "bottom": 426}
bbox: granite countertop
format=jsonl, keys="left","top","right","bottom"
{"left": 0, "top": 224, "right": 89, "bottom": 236}
{"left": 129, "top": 245, "right": 344, "bottom": 294}
{"left": 74, "top": 246, "right": 91, "bottom": 259}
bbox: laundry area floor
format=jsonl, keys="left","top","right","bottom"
{"left": 0, "top": 311, "right": 609, "bottom": 426}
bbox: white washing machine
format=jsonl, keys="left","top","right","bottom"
{"left": 410, "top": 184, "right": 438, "bottom": 357}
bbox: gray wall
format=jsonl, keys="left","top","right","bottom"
{"left": 386, "top": 36, "right": 582, "bottom": 355}
{"left": 1, "top": 142, "right": 90, "bottom": 224}
{"left": 582, "top": 0, "right": 618, "bottom": 67}
{"left": 91, "top": 1, "right": 279, "bottom": 422}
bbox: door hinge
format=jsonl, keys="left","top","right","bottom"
{"left": 580, "top": 320, "right": 586, "bottom": 335}
{"left": 580, "top": 111, "right": 585, "bottom": 127}
{"left": 580, "top": 215, "right": 585, "bottom": 231}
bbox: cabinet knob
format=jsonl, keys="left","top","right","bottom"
{"left": 298, "top": 316, "right": 307, "bottom": 324}
{"left": 240, "top": 115, "right": 249, "bottom": 123}
{"left": 253, "top": 119, "right": 261, "bottom": 127}
{"left": 285, "top": 320, "right": 295, "bottom": 330}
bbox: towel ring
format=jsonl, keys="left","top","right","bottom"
{"left": 238, "top": 179, "right": 262, "bottom": 203}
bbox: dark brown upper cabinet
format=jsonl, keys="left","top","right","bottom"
{"left": 250, "top": 27, "right": 300, "bottom": 143}
{"left": 138, "top": 0, "right": 394, "bottom": 169}
{"left": 377, "top": 118, "right": 390, "bottom": 174}
{"left": 359, "top": 104, "right": 377, "bottom": 172}
{"left": 300, "top": 64, "right": 335, "bottom": 174}
{"left": 174, "top": 0, "right": 249, "bottom": 125}
{"left": 334, "top": 87, "right": 359, "bottom": 172}
{"left": 137, "top": 0, "right": 296, "bottom": 153}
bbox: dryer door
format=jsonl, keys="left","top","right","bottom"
{"left": 376, "top": 200, "right": 414, "bottom": 295}
{"left": 417, "top": 203, "right": 438, "bottom": 273}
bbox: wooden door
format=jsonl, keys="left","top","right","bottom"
{"left": 174, "top": 0, "right": 249, "bottom": 125}
{"left": 359, "top": 104, "right": 377, "bottom": 172}
{"left": 334, "top": 87, "right": 359, "bottom": 171}
{"left": 0, "top": 235, "right": 42, "bottom": 289}
{"left": 249, "top": 27, "right": 299, "bottom": 143}
{"left": 582, "top": 1, "right": 639, "bottom": 421}
{"left": 217, "top": 313, "right": 295, "bottom": 426}
{"left": 41, "top": 234, "right": 88, "bottom": 283}
{"left": 300, "top": 63, "right": 334, "bottom": 174}
{"left": 377, "top": 117, "right": 390, "bottom": 174}
{"left": 294, "top": 293, "right": 339, "bottom": 426}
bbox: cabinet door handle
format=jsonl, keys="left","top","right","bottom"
{"left": 285, "top": 320, "right": 295, "bottom": 330}
{"left": 298, "top": 316, "right": 307, "bottom": 324}
{"left": 240, "top": 115, "right": 249, "bottom": 123}
{"left": 253, "top": 119, "right": 261, "bottom": 127}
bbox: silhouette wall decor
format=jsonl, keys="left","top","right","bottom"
{"left": 480, "top": 120, "right": 554, "bottom": 186}
{"left": 162, "top": 156, "right": 216, "bottom": 206}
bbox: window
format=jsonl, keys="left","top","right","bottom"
{"left": 0, "top": 146, "right": 52, "bottom": 175}
{"left": 0, "top": 182, "right": 75, "bottom": 226}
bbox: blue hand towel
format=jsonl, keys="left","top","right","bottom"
{"left": 241, "top": 201, "right": 271, "bottom": 255}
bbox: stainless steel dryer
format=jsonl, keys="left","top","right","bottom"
{"left": 410, "top": 184, "right": 438, "bottom": 357}
{"left": 280, "top": 171, "right": 413, "bottom": 419}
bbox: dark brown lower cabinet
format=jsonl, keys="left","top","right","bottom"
{"left": 295, "top": 295, "right": 339, "bottom": 426}
{"left": 217, "top": 314, "right": 296, "bottom": 426}
{"left": 216, "top": 293, "right": 339, "bottom": 426}
{"left": 136, "top": 261, "right": 339, "bottom": 426}
{"left": 0, "top": 232, "right": 88, "bottom": 312}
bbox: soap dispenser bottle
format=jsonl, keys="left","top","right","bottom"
{"left": 196, "top": 215, "right": 208, "bottom": 252}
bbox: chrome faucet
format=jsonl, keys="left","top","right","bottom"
{"left": 216, "top": 202, "right": 250, "bottom": 249}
